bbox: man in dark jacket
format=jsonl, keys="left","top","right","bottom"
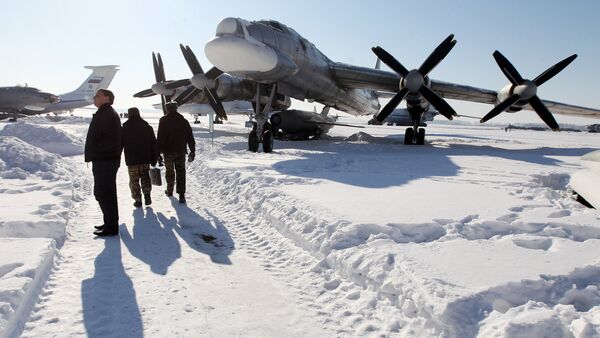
{"left": 122, "top": 107, "right": 157, "bottom": 207}
{"left": 85, "top": 89, "right": 122, "bottom": 237}
{"left": 157, "top": 102, "right": 195, "bottom": 203}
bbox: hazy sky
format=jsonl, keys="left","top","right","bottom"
{"left": 2, "top": 0, "right": 599, "bottom": 124}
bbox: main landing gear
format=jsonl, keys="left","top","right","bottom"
{"left": 248, "top": 122, "right": 274, "bottom": 153}
{"left": 404, "top": 127, "right": 425, "bottom": 145}
{"left": 248, "top": 83, "right": 277, "bottom": 153}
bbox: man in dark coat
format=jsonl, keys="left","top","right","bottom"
{"left": 84, "top": 89, "right": 122, "bottom": 237}
{"left": 122, "top": 107, "right": 157, "bottom": 207}
{"left": 157, "top": 102, "right": 195, "bottom": 203}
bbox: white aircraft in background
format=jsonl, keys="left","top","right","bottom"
{"left": 0, "top": 65, "right": 119, "bottom": 121}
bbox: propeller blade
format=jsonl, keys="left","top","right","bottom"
{"left": 180, "top": 44, "right": 204, "bottom": 75}
{"left": 165, "top": 79, "right": 191, "bottom": 90}
{"left": 533, "top": 54, "right": 577, "bottom": 87}
{"left": 160, "top": 95, "right": 167, "bottom": 115}
{"left": 480, "top": 94, "right": 521, "bottom": 123}
{"left": 372, "top": 46, "right": 409, "bottom": 77}
{"left": 419, "top": 85, "right": 456, "bottom": 120}
{"left": 173, "top": 86, "right": 200, "bottom": 105}
{"left": 528, "top": 95, "right": 560, "bottom": 130}
{"left": 133, "top": 88, "right": 156, "bottom": 98}
{"left": 205, "top": 88, "right": 227, "bottom": 120}
{"left": 152, "top": 52, "right": 161, "bottom": 83}
{"left": 157, "top": 53, "right": 166, "bottom": 83}
{"left": 375, "top": 88, "right": 409, "bottom": 122}
{"left": 205, "top": 67, "right": 224, "bottom": 80}
{"left": 493, "top": 51, "right": 524, "bottom": 85}
{"left": 418, "top": 34, "right": 457, "bottom": 77}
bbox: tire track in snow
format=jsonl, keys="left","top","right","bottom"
{"left": 187, "top": 160, "right": 392, "bottom": 335}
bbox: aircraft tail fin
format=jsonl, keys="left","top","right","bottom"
{"left": 61, "top": 65, "right": 119, "bottom": 99}
{"left": 375, "top": 58, "right": 381, "bottom": 70}
{"left": 320, "top": 106, "right": 330, "bottom": 117}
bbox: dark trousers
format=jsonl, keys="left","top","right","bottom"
{"left": 164, "top": 152, "right": 186, "bottom": 195}
{"left": 92, "top": 160, "right": 120, "bottom": 232}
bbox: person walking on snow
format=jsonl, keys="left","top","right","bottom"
{"left": 157, "top": 102, "right": 195, "bottom": 203}
{"left": 84, "top": 89, "right": 122, "bottom": 237}
{"left": 122, "top": 107, "right": 158, "bottom": 207}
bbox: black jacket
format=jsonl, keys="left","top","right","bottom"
{"left": 122, "top": 115, "right": 157, "bottom": 166}
{"left": 157, "top": 111, "right": 195, "bottom": 154}
{"left": 84, "top": 104, "right": 122, "bottom": 162}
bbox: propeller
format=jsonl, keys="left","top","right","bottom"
{"left": 133, "top": 52, "right": 178, "bottom": 115}
{"left": 480, "top": 51, "right": 577, "bottom": 130}
{"left": 176, "top": 44, "right": 227, "bottom": 121}
{"left": 372, "top": 34, "right": 458, "bottom": 123}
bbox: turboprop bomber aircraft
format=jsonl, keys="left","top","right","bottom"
{"left": 140, "top": 17, "right": 600, "bottom": 152}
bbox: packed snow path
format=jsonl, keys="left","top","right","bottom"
{"left": 19, "top": 158, "right": 350, "bottom": 337}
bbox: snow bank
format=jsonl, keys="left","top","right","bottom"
{"left": 0, "top": 122, "right": 84, "bottom": 156}
{"left": 0, "top": 121, "right": 86, "bottom": 337}
{"left": 194, "top": 137, "right": 600, "bottom": 337}
{"left": 0, "top": 238, "right": 56, "bottom": 338}
{"left": 0, "top": 136, "right": 73, "bottom": 180}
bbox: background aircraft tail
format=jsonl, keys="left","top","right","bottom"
{"left": 61, "top": 65, "right": 119, "bottom": 100}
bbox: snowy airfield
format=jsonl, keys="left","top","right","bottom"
{"left": 1, "top": 111, "right": 600, "bottom": 337}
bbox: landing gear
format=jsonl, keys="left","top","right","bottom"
{"left": 263, "top": 130, "right": 274, "bottom": 153}
{"left": 404, "top": 127, "right": 414, "bottom": 145}
{"left": 248, "top": 129, "right": 259, "bottom": 152}
{"left": 247, "top": 122, "right": 274, "bottom": 153}
{"left": 416, "top": 128, "right": 425, "bottom": 145}
{"left": 247, "top": 83, "right": 277, "bottom": 153}
{"left": 404, "top": 127, "right": 426, "bottom": 145}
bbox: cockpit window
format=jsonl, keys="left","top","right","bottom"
{"left": 257, "top": 20, "right": 285, "bottom": 32}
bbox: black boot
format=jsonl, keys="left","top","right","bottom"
{"left": 94, "top": 224, "right": 105, "bottom": 230}
{"left": 94, "top": 227, "right": 118, "bottom": 236}
{"left": 178, "top": 194, "right": 186, "bottom": 204}
{"left": 144, "top": 194, "right": 152, "bottom": 206}
{"left": 165, "top": 190, "right": 173, "bottom": 197}
{"left": 133, "top": 200, "right": 142, "bottom": 208}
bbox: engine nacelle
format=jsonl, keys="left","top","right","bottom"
{"left": 214, "top": 74, "right": 255, "bottom": 101}
{"left": 496, "top": 84, "right": 525, "bottom": 112}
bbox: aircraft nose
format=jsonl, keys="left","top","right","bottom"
{"left": 205, "top": 35, "right": 278, "bottom": 73}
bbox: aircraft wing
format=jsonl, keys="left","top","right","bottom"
{"left": 331, "top": 62, "right": 600, "bottom": 118}
{"left": 332, "top": 62, "right": 498, "bottom": 104}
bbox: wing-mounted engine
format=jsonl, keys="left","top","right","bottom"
{"left": 481, "top": 51, "right": 577, "bottom": 130}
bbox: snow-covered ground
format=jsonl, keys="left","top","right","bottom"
{"left": 1, "top": 111, "right": 599, "bottom": 337}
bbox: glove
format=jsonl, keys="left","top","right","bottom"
{"left": 188, "top": 152, "right": 195, "bottom": 162}
{"left": 158, "top": 155, "right": 164, "bottom": 167}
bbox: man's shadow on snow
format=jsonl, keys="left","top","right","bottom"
{"left": 121, "top": 207, "right": 182, "bottom": 275}
{"left": 155, "top": 198, "right": 234, "bottom": 265}
{"left": 81, "top": 237, "right": 143, "bottom": 338}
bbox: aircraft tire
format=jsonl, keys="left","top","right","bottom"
{"left": 248, "top": 130, "right": 259, "bottom": 152}
{"left": 263, "top": 130, "right": 274, "bottom": 153}
{"left": 404, "top": 127, "right": 414, "bottom": 145}
{"left": 416, "top": 128, "right": 425, "bottom": 145}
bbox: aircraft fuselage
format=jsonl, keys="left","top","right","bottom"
{"left": 205, "top": 18, "right": 380, "bottom": 116}
{"left": 0, "top": 86, "right": 59, "bottom": 113}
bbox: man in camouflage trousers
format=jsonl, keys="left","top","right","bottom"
{"left": 122, "top": 107, "right": 158, "bottom": 207}
{"left": 157, "top": 102, "right": 195, "bottom": 203}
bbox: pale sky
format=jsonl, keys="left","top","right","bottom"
{"left": 2, "top": 0, "right": 600, "bottom": 124}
